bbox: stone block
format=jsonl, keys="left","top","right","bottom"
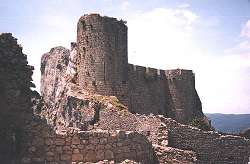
{"left": 72, "top": 154, "right": 83, "bottom": 161}
{"left": 46, "top": 151, "right": 54, "bottom": 156}
{"left": 72, "top": 136, "right": 81, "bottom": 145}
{"left": 60, "top": 154, "right": 71, "bottom": 161}
{"left": 90, "top": 138, "right": 99, "bottom": 144}
{"left": 96, "top": 150, "right": 105, "bottom": 160}
{"left": 45, "top": 138, "right": 54, "bottom": 145}
{"left": 100, "top": 138, "right": 108, "bottom": 144}
{"left": 73, "top": 148, "right": 80, "bottom": 153}
{"left": 104, "top": 150, "right": 114, "bottom": 160}
{"left": 63, "top": 146, "right": 71, "bottom": 151}
{"left": 85, "top": 150, "right": 96, "bottom": 161}
{"left": 86, "top": 144, "right": 95, "bottom": 150}
{"left": 55, "top": 138, "right": 65, "bottom": 145}
{"left": 55, "top": 146, "right": 63, "bottom": 153}
{"left": 21, "top": 157, "right": 31, "bottom": 164}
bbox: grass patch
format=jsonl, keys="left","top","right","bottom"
{"left": 89, "top": 95, "right": 127, "bottom": 111}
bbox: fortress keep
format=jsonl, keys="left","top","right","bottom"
{"left": 73, "top": 14, "right": 203, "bottom": 123}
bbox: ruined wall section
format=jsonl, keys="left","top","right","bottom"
{"left": 128, "top": 64, "right": 174, "bottom": 117}
{"left": 127, "top": 65, "right": 203, "bottom": 123}
{"left": 20, "top": 123, "right": 157, "bottom": 164}
{"left": 0, "top": 33, "right": 35, "bottom": 123}
{"left": 157, "top": 116, "right": 250, "bottom": 163}
{"left": 0, "top": 33, "right": 35, "bottom": 163}
{"left": 166, "top": 69, "right": 203, "bottom": 123}
{"left": 77, "top": 14, "right": 129, "bottom": 105}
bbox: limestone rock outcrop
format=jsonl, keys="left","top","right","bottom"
{"left": 41, "top": 46, "right": 70, "bottom": 108}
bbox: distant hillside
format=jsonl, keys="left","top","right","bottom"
{"left": 206, "top": 113, "right": 250, "bottom": 134}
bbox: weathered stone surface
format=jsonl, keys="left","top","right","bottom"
{"left": 40, "top": 46, "right": 69, "bottom": 107}
{"left": 159, "top": 116, "right": 250, "bottom": 163}
{"left": 72, "top": 136, "right": 81, "bottom": 145}
{"left": 72, "top": 153, "right": 83, "bottom": 161}
{"left": 55, "top": 138, "right": 65, "bottom": 146}
{"left": 104, "top": 150, "right": 114, "bottom": 160}
{"left": 60, "top": 154, "right": 71, "bottom": 161}
{"left": 154, "top": 144, "right": 197, "bottom": 163}
{"left": 96, "top": 150, "right": 105, "bottom": 160}
{"left": 85, "top": 150, "right": 96, "bottom": 161}
{"left": 0, "top": 33, "right": 35, "bottom": 163}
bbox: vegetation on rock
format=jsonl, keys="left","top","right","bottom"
{"left": 189, "top": 117, "right": 214, "bottom": 131}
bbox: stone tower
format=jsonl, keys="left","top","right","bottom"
{"left": 77, "top": 14, "right": 128, "bottom": 105}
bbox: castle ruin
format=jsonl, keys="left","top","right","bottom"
{"left": 55, "top": 13, "right": 203, "bottom": 123}
{"left": 0, "top": 14, "right": 249, "bottom": 164}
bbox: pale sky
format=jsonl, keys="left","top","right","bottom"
{"left": 1, "top": 0, "right": 250, "bottom": 114}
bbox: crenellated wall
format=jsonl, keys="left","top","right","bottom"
{"left": 125, "top": 64, "right": 203, "bottom": 123}
{"left": 127, "top": 64, "right": 174, "bottom": 117}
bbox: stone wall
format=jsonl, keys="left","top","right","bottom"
{"left": 157, "top": 116, "right": 250, "bottom": 163}
{"left": 127, "top": 65, "right": 203, "bottom": 123}
{"left": 166, "top": 69, "right": 203, "bottom": 123}
{"left": 128, "top": 64, "right": 174, "bottom": 117}
{"left": 0, "top": 33, "right": 35, "bottom": 163}
{"left": 21, "top": 120, "right": 157, "bottom": 164}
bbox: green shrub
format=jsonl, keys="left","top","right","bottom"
{"left": 189, "top": 117, "right": 213, "bottom": 131}
{"left": 144, "top": 71, "right": 156, "bottom": 81}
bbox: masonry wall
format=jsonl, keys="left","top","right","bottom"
{"left": 20, "top": 120, "right": 157, "bottom": 164}
{"left": 127, "top": 64, "right": 174, "bottom": 117}
{"left": 77, "top": 14, "right": 129, "bottom": 106}
{"left": 157, "top": 116, "right": 250, "bottom": 163}
{"left": 166, "top": 69, "right": 203, "bottom": 123}
{"left": 0, "top": 33, "right": 35, "bottom": 163}
{"left": 127, "top": 65, "right": 203, "bottom": 123}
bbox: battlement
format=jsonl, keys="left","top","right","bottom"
{"left": 78, "top": 14, "right": 126, "bottom": 35}
{"left": 128, "top": 64, "right": 167, "bottom": 81}
{"left": 165, "top": 69, "right": 194, "bottom": 80}
{"left": 128, "top": 65, "right": 195, "bottom": 82}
